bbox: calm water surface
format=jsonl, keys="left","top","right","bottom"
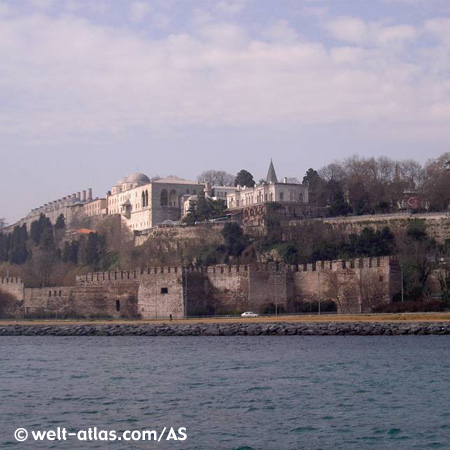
{"left": 1, "top": 336, "right": 450, "bottom": 449}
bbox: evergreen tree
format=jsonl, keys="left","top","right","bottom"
{"left": 183, "top": 193, "right": 227, "bottom": 224}
{"left": 55, "top": 214, "right": 66, "bottom": 230}
{"left": 0, "top": 233, "right": 9, "bottom": 262}
{"left": 302, "top": 168, "right": 326, "bottom": 206}
{"left": 68, "top": 241, "right": 79, "bottom": 264}
{"left": 8, "top": 224, "right": 28, "bottom": 264}
{"left": 234, "top": 170, "right": 255, "bottom": 187}
{"left": 328, "top": 189, "right": 352, "bottom": 217}
{"left": 85, "top": 233, "right": 100, "bottom": 268}
{"left": 222, "top": 223, "right": 247, "bottom": 258}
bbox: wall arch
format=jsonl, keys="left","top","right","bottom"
{"left": 160, "top": 189, "right": 168, "bottom": 206}
{"left": 169, "top": 189, "right": 177, "bottom": 207}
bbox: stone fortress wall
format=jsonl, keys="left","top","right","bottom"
{"left": 0, "top": 277, "right": 25, "bottom": 301}
{"left": 321, "top": 212, "right": 450, "bottom": 244}
{"left": 1, "top": 257, "right": 401, "bottom": 319}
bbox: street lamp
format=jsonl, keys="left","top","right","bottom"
{"left": 317, "top": 271, "right": 321, "bottom": 315}
{"left": 400, "top": 264, "right": 404, "bottom": 303}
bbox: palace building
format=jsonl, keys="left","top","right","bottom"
{"left": 106, "top": 174, "right": 205, "bottom": 231}
{"left": 5, "top": 160, "right": 313, "bottom": 234}
{"left": 226, "top": 160, "right": 312, "bottom": 227}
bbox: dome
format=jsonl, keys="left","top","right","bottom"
{"left": 126, "top": 172, "right": 150, "bottom": 186}
{"left": 115, "top": 176, "right": 127, "bottom": 186}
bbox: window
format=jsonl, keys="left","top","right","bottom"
{"left": 49, "top": 291, "right": 52, "bottom": 297}
{"left": 115, "top": 300, "right": 121, "bottom": 312}
{"left": 169, "top": 189, "right": 177, "bottom": 207}
{"left": 160, "top": 189, "right": 168, "bottom": 206}
{"left": 280, "top": 192, "right": 284, "bottom": 201}
{"left": 161, "top": 287, "right": 168, "bottom": 294}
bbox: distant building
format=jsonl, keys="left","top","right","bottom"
{"left": 227, "top": 160, "right": 309, "bottom": 209}
{"left": 106, "top": 173, "right": 205, "bottom": 232}
{"left": 4, "top": 188, "right": 95, "bottom": 233}
{"left": 226, "top": 160, "right": 314, "bottom": 227}
{"left": 84, "top": 198, "right": 107, "bottom": 217}
{"left": 5, "top": 161, "right": 315, "bottom": 234}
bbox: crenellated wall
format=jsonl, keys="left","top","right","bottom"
{"left": 23, "top": 283, "right": 139, "bottom": 319}
{"left": 0, "top": 257, "right": 401, "bottom": 319}
{"left": 0, "top": 277, "right": 24, "bottom": 301}
{"left": 0, "top": 277, "right": 25, "bottom": 317}
{"left": 138, "top": 267, "right": 184, "bottom": 319}
{"left": 293, "top": 257, "right": 398, "bottom": 313}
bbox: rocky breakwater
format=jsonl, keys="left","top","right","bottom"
{"left": 1, "top": 322, "right": 450, "bottom": 336}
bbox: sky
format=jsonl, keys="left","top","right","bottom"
{"left": 1, "top": 0, "right": 450, "bottom": 224}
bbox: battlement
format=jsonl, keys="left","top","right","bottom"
{"left": 0, "top": 276, "right": 23, "bottom": 285}
{"left": 75, "top": 266, "right": 183, "bottom": 284}
{"left": 75, "top": 256, "right": 395, "bottom": 285}
{"left": 298, "top": 256, "right": 395, "bottom": 273}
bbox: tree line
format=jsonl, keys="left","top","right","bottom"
{"left": 196, "top": 151, "right": 450, "bottom": 215}
{"left": 0, "top": 213, "right": 117, "bottom": 287}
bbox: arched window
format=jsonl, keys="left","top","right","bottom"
{"left": 169, "top": 190, "right": 177, "bottom": 207}
{"left": 160, "top": 189, "right": 168, "bottom": 206}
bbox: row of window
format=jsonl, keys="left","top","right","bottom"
{"left": 49, "top": 290, "right": 62, "bottom": 297}
{"left": 230, "top": 191, "right": 304, "bottom": 207}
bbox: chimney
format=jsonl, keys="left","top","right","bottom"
{"left": 82, "top": 190, "right": 87, "bottom": 202}
{"left": 87, "top": 188, "right": 93, "bottom": 201}
{"left": 77, "top": 191, "right": 81, "bottom": 200}
{"left": 283, "top": 177, "right": 288, "bottom": 184}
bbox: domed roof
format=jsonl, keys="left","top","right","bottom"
{"left": 126, "top": 172, "right": 150, "bottom": 185}
{"left": 116, "top": 176, "right": 127, "bottom": 186}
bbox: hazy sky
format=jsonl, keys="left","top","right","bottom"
{"left": 1, "top": 0, "right": 450, "bottom": 224}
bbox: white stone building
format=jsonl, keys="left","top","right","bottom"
{"left": 107, "top": 173, "right": 205, "bottom": 232}
{"left": 227, "top": 160, "right": 308, "bottom": 209}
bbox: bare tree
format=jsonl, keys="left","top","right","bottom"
{"left": 324, "top": 271, "right": 361, "bottom": 314}
{"left": 197, "top": 170, "right": 235, "bottom": 186}
{"left": 319, "top": 162, "right": 346, "bottom": 183}
{"left": 422, "top": 152, "right": 450, "bottom": 211}
{"left": 0, "top": 289, "right": 19, "bottom": 318}
{"left": 359, "top": 270, "right": 386, "bottom": 312}
{"left": 318, "top": 155, "right": 426, "bottom": 213}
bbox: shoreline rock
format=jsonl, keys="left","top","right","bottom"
{"left": 0, "top": 322, "right": 450, "bottom": 336}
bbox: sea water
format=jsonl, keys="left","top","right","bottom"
{"left": 1, "top": 336, "right": 449, "bottom": 449}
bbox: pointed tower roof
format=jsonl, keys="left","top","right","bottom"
{"left": 266, "top": 159, "right": 278, "bottom": 184}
